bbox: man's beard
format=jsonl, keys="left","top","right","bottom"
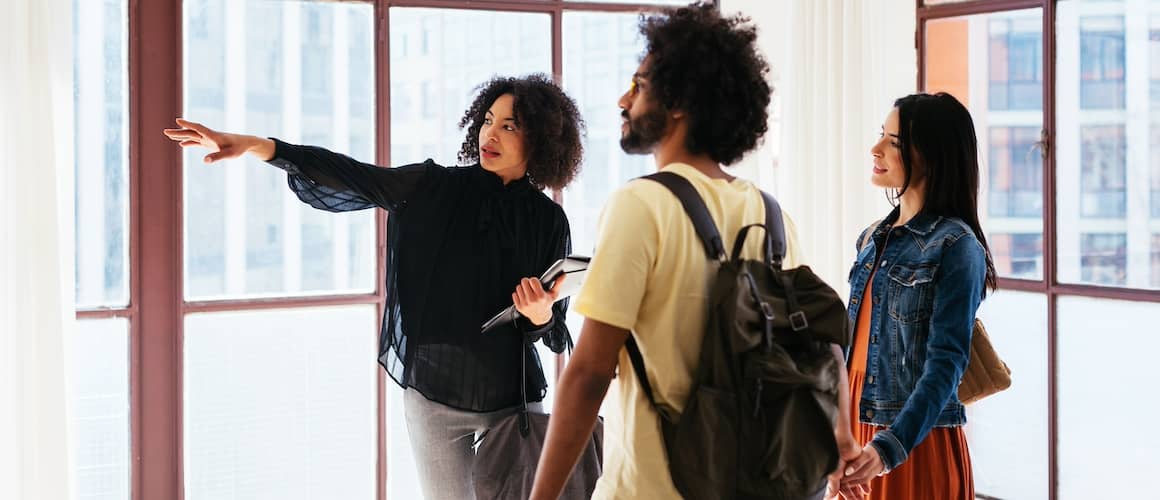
{"left": 619, "top": 106, "right": 668, "bottom": 155}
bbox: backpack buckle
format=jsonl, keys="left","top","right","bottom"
{"left": 759, "top": 301, "right": 775, "bottom": 321}
{"left": 789, "top": 311, "right": 809, "bottom": 332}
{"left": 759, "top": 302, "right": 776, "bottom": 351}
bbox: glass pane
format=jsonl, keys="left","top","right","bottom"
{"left": 1057, "top": 0, "right": 1160, "bottom": 289}
{"left": 184, "top": 306, "right": 377, "bottom": 500}
{"left": 1057, "top": 296, "right": 1160, "bottom": 499}
{"left": 967, "top": 291, "right": 1048, "bottom": 500}
{"left": 70, "top": 319, "right": 131, "bottom": 500}
{"left": 388, "top": 8, "right": 551, "bottom": 167}
{"left": 560, "top": 11, "right": 648, "bottom": 419}
{"left": 1153, "top": 233, "right": 1160, "bottom": 286}
{"left": 925, "top": 9, "right": 1046, "bottom": 280}
{"left": 384, "top": 386, "right": 422, "bottom": 500}
{"left": 74, "top": 0, "right": 129, "bottom": 309}
{"left": 562, "top": 12, "right": 651, "bottom": 259}
{"left": 183, "top": 0, "right": 376, "bottom": 300}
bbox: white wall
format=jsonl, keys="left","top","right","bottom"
{"left": 721, "top": 0, "right": 918, "bottom": 292}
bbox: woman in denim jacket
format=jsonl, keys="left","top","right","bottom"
{"left": 828, "top": 93, "right": 997, "bottom": 500}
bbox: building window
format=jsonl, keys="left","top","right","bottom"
{"left": 1149, "top": 28, "right": 1160, "bottom": 107}
{"left": 1153, "top": 234, "right": 1160, "bottom": 288}
{"left": 991, "top": 233, "right": 1043, "bottom": 279}
{"left": 989, "top": 19, "right": 1043, "bottom": 111}
{"left": 1081, "top": 233, "right": 1127, "bottom": 286}
{"left": 988, "top": 126, "right": 1042, "bottom": 217}
{"left": 1150, "top": 24, "right": 1160, "bottom": 218}
{"left": 1080, "top": 16, "right": 1125, "bottom": 110}
{"left": 1152, "top": 125, "right": 1160, "bottom": 218}
{"left": 1080, "top": 125, "right": 1127, "bottom": 218}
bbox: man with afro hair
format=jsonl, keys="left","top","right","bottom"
{"left": 532, "top": 3, "right": 854, "bottom": 499}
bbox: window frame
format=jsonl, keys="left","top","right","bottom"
{"left": 84, "top": 1, "right": 705, "bottom": 499}
{"left": 919, "top": 1, "right": 1160, "bottom": 499}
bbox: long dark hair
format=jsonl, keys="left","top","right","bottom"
{"left": 894, "top": 92, "right": 998, "bottom": 294}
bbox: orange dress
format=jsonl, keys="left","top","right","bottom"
{"left": 847, "top": 270, "right": 974, "bottom": 500}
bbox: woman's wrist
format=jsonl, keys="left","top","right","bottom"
{"left": 246, "top": 136, "right": 276, "bottom": 161}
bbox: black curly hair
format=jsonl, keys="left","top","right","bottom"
{"left": 457, "top": 74, "right": 585, "bottom": 190}
{"left": 637, "top": 2, "right": 771, "bottom": 165}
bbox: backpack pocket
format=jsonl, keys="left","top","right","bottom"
{"left": 664, "top": 384, "right": 739, "bottom": 499}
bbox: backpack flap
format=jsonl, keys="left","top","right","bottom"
{"left": 729, "top": 263, "right": 851, "bottom": 350}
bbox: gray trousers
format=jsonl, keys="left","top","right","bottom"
{"left": 403, "top": 389, "right": 542, "bottom": 500}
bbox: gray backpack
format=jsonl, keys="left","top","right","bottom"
{"left": 625, "top": 172, "right": 850, "bottom": 499}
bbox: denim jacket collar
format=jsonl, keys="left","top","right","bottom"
{"left": 879, "top": 205, "right": 943, "bottom": 237}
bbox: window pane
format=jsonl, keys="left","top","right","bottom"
{"left": 1057, "top": 1, "right": 1160, "bottom": 289}
{"left": 184, "top": 306, "right": 377, "bottom": 500}
{"left": 967, "top": 291, "right": 1048, "bottom": 500}
{"left": 1057, "top": 296, "right": 1160, "bottom": 499}
{"left": 70, "top": 319, "right": 130, "bottom": 500}
{"left": 1152, "top": 233, "right": 1160, "bottom": 286}
{"left": 559, "top": 12, "right": 648, "bottom": 420}
{"left": 1079, "top": 16, "right": 1125, "bottom": 110}
{"left": 388, "top": 7, "right": 551, "bottom": 167}
{"left": 385, "top": 9, "right": 552, "bottom": 496}
{"left": 74, "top": 0, "right": 129, "bottom": 309}
{"left": 925, "top": 9, "right": 1045, "bottom": 280}
{"left": 562, "top": 12, "right": 651, "bottom": 259}
{"left": 183, "top": 0, "right": 376, "bottom": 300}
{"left": 1079, "top": 125, "right": 1126, "bottom": 218}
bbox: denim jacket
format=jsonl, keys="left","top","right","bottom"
{"left": 845, "top": 207, "right": 986, "bottom": 472}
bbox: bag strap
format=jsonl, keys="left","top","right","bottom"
{"left": 642, "top": 172, "right": 726, "bottom": 260}
{"left": 642, "top": 172, "right": 786, "bottom": 266}
{"left": 512, "top": 320, "right": 573, "bottom": 438}
{"left": 628, "top": 172, "right": 788, "bottom": 409}
{"left": 860, "top": 219, "right": 882, "bottom": 252}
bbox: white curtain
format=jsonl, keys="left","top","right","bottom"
{"left": 723, "top": 0, "right": 917, "bottom": 294}
{"left": 1, "top": 0, "right": 76, "bottom": 498}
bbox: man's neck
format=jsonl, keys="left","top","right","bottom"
{"left": 652, "top": 134, "right": 733, "bottom": 181}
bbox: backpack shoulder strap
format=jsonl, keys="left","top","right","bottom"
{"left": 759, "top": 190, "right": 786, "bottom": 267}
{"left": 642, "top": 172, "right": 725, "bottom": 260}
{"left": 624, "top": 336, "right": 658, "bottom": 407}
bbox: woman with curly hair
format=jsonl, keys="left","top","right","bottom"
{"left": 164, "top": 74, "right": 584, "bottom": 499}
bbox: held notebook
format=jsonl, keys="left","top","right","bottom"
{"left": 480, "top": 255, "right": 590, "bottom": 334}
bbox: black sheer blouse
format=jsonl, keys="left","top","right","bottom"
{"left": 267, "top": 139, "right": 572, "bottom": 412}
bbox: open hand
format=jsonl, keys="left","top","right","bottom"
{"left": 162, "top": 118, "right": 269, "bottom": 163}
{"left": 512, "top": 275, "right": 564, "bottom": 327}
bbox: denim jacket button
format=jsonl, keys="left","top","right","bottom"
{"left": 865, "top": 410, "right": 874, "bottom": 418}
{"left": 867, "top": 375, "right": 875, "bottom": 384}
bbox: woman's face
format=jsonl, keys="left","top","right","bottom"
{"left": 869, "top": 107, "right": 911, "bottom": 190}
{"left": 478, "top": 93, "right": 529, "bottom": 180}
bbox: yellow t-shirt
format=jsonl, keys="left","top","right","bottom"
{"left": 574, "top": 163, "right": 803, "bottom": 500}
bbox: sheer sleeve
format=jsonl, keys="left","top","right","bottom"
{"left": 267, "top": 138, "right": 433, "bottom": 213}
